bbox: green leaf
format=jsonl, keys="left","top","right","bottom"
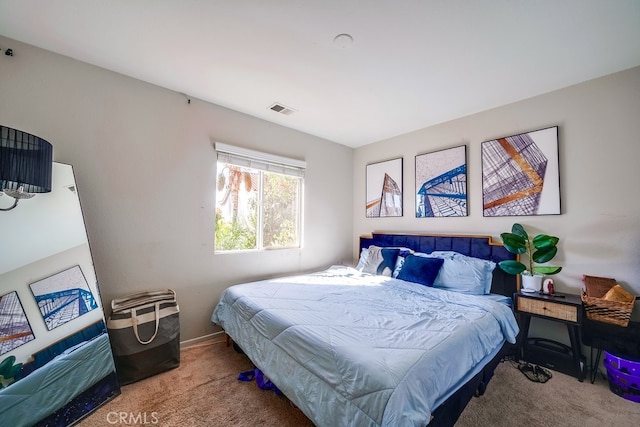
{"left": 511, "top": 223, "right": 528, "bottom": 239}
{"left": 0, "top": 356, "right": 16, "bottom": 377}
{"left": 500, "top": 233, "right": 527, "bottom": 254}
{"left": 532, "top": 246, "right": 557, "bottom": 263}
{"left": 501, "top": 223, "right": 562, "bottom": 276}
{"left": 532, "top": 266, "right": 562, "bottom": 275}
{"left": 499, "top": 260, "right": 527, "bottom": 275}
{"left": 532, "top": 234, "right": 559, "bottom": 249}
{"left": 7, "top": 362, "right": 22, "bottom": 379}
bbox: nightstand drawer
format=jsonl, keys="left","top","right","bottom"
{"left": 517, "top": 297, "right": 578, "bottom": 323}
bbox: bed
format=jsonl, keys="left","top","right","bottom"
{"left": 211, "top": 233, "right": 520, "bottom": 426}
{"left": 0, "top": 322, "right": 120, "bottom": 427}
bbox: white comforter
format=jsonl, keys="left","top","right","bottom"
{"left": 212, "top": 266, "right": 519, "bottom": 427}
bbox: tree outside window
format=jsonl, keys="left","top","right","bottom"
{"left": 215, "top": 162, "right": 302, "bottom": 251}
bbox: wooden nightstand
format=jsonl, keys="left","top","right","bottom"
{"left": 514, "top": 291, "right": 585, "bottom": 381}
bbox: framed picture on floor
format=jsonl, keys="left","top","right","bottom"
{"left": 29, "top": 265, "right": 98, "bottom": 331}
{"left": 366, "top": 157, "right": 403, "bottom": 217}
{"left": 415, "top": 145, "right": 467, "bottom": 217}
{"left": 0, "top": 291, "right": 36, "bottom": 355}
{"left": 482, "top": 126, "right": 561, "bottom": 217}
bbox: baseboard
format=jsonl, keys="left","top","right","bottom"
{"left": 180, "top": 331, "right": 226, "bottom": 348}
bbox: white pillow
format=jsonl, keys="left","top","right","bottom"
{"left": 355, "top": 248, "right": 369, "bottom": 271}
{"left": 429, "top": 251, "right": 460, "bottom": 259}
{"left": 357, "top": 247, "right": 413, "bottom": 278}
{"left": 359, "top": 245, "right": 401, "bottom": 276}
{"left": 412, "top": 250, "right": 457, "bottom": 260}
{"left": 392, "top": 255, "right": 406, "bottom": 278}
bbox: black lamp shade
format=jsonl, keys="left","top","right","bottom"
{"left": 0, "top": 125, "right": 53, "bottom": 193}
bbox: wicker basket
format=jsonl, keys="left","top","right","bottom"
{"left": 581, "top": 275, "right": 635, "bottom": 327}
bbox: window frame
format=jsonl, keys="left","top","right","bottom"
{"left": 214, "top": 142, "right": 305, "bottom": 253}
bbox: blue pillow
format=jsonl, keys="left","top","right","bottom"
{"left": 397, "top": 254, "right": 444, "bottom": 287}
{"left": 417, "top": 251, "right": 496, "bottom": 294}
{"left": 433, "top": 253, "right": 496, "bottom": 294}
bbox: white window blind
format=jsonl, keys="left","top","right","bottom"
{"left": 215, "top": 142, "right": 306, "bottom": 178}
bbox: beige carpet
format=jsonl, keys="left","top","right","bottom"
{"left": 80, "top": 338, "right": 312, "bottom": 427}
{"left": 80, "top": 339, "right": 640, "bottom": 426}
{"left": 456, "top": 359, "right": 640, "bottom": 427}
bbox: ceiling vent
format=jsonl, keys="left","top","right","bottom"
{"left": 269, "top": 103, "right": 296, "bottom": 116}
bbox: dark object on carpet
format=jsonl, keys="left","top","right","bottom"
{"left": 517, "top": 361, "right": 552, "bottom": 383}
{"left": 238, "top": 368, "right": 284, "bottom": 396}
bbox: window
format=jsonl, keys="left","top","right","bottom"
{"left": 214, "top": 143, "right": 305, "bottom": 252}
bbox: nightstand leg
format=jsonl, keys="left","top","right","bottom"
{"left": 590, "top": 348, "right": 602, "bottom": 384}
{"left": 567, "top": 324, "right": 584, "bottom": 382}
{"left": 520, "top": 314, "right": 532, "bottom": 361}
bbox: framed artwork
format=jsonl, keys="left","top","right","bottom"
{"left": 366, "top": 157, "right": 403, "bottom": 217}
{"left": 29, "top": 265, "right": 97, "bottom": 331}
{"left": 0, "top": 291, "right": 36, "bottom": 356}
{"left": 482, "top": 126, "right": 561, "bottom": 217}
{"left": 415, "top": 145, "right": 468, "bottom": 217}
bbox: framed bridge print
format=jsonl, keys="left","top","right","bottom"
{"left": 366, "top": 157, "right": 403, "bottom": 217}
{"left": 29, "top": 265, "right": 98, "bottom": 331}
{"left": 415, "top": 145, "right": 467, "bottom": 217}
{"left": 482, "top": 126, "right": 561, "bottom": 217}
{"left": 0, "top": 291, "right": 36, "bottom": 355}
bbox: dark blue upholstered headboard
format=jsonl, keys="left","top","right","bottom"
{"left": 359, "top": 233, "right": 519, "bottom": 297}
{"left": 22, "top": 320, "right": 107, "bottom": 376}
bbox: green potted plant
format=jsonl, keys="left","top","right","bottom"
{"left": 498, "top": 223, "right": 562, "bottom": 293}
{"left": 0, "top": 355, "right": 23, "bottom": 389}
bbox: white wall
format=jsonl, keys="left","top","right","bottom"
{"left": 353, "top": 66, "right": 640, "bottom": 332}
{"left": 0, "top": 36, "right": 354, "bottom": 341}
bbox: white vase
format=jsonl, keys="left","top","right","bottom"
{"left": 521, "top": 274, "right": 543, "bottom": 293}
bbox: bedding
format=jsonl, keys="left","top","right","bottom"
{"left": 365, "top": 248, "right": 497, "bottom": 295}
{"left": 212, "top": 265, "right": 519, "bottom": 427}
{"left": 431, "top": 253, "right": 496, "bottom": 295}
{"left": 359, "top": 245, "right": 400, "bottom": 276}
{"left": 0, "top": 333, "right": 115, "bottom": 427}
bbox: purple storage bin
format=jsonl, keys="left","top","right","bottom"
{"left": 605, "top": 350, "right": 640, "bottom": 376}
{"left": 604, "top": 358, "right": 640, "bottom": 403}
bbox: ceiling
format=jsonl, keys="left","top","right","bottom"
{"left": 1, "top": 1, "right": 639, "bottom": 148}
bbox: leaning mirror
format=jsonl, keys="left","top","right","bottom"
{"left": 0, "top": 162, "right": 120, "bottom": 425}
